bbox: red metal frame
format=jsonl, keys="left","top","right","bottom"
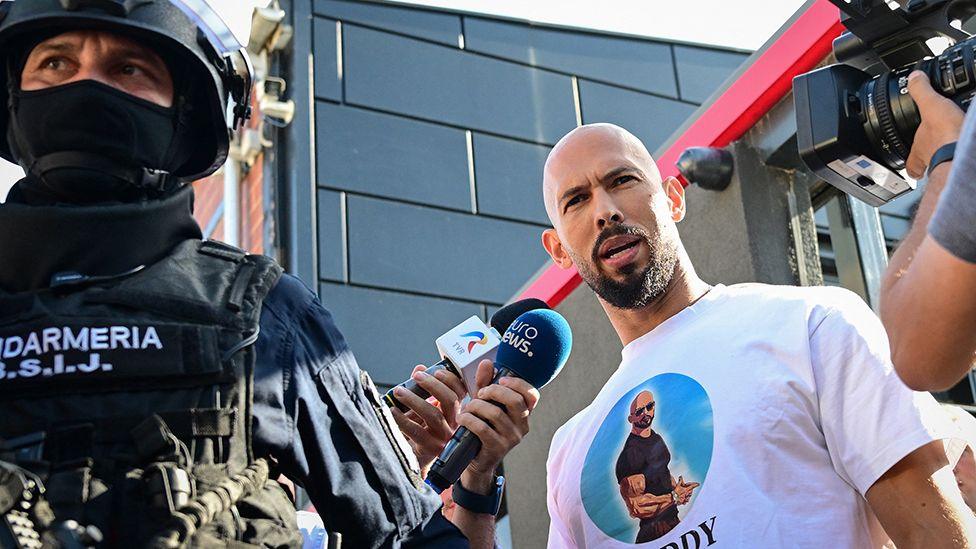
{"left": 517, "top": 0, "right": 846, "bottom": 307}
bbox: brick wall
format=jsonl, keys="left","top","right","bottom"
{"left": 192, "top": 98, "right": 266, "bottom": 256}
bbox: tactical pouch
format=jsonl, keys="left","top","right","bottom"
{"left": 146, "top": 464, "right": 192, "bottom": 513}
{"left": 0, "top": 462, "right": 51, "bottom": 549}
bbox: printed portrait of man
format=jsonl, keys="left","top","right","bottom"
{"left": 615, "top": 390, "right": 700, "bottom": 543}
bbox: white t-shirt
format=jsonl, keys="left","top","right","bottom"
{"left": 546, "top": 283, "right": 952, "bottom": 549}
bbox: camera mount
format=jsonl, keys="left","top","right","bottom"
{"left": 831, "top": 0, "right": 976, "bottom": 73}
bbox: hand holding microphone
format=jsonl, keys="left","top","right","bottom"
{"left": 427, "top": 308, "right": 573, "bottom": 492}
{"left": 388, "top": 299, "right": 549, "bottom": 470}
{"left": 455, "top": 359, "right": 540, "bottom": 481}
{"left": 390, "top": 364, "right": 469, "bottom": 470}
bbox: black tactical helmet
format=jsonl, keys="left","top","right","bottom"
{"left": 0, "top": 0, "right": 253, "bottom": 181}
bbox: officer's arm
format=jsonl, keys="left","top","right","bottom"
{"left": 253, "top": 276, "right": 467, "bottom": 547}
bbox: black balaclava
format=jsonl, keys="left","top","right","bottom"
{"left": 4, "top": 33, "right": 195, "bottom": 205}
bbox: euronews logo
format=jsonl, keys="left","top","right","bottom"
{"left": 503, "top": 319, "right": 538, "bottom": 357}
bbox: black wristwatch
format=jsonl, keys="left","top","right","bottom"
{"left": 452, "top": 475, "right": 505, "bottom": 516}
{"left": 927, "top": 141, "right": 957, "bottom": 177}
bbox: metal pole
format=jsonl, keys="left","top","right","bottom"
{"left": 223, "top": 160, "right": 240, "bottom": 247}
{"left": 825, "top": 195, "right": 888, "bottom": 310}
{"left": 846, "top": 195, "right": 888, "bottom": 309}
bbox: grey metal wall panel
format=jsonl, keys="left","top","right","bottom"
{"left": 463, "top": 17, "right": 678, "bottom": 97}
{"left": 486, "top": 305, "right": 500, "bottom": 325}
{"left": 313, "top": 17, "right": 342, "bottom": 101}
{"left": 673, "top": 45, "right": 748, "bottom": 104}
{"left": 346, "top": 195, "right": 549, "bottom": 303}
{"left": 319, "top": 281, "right": 483, "bottom": 386}
{"left": 314, "top": 0, "right": 461, "bottom": 46}
{"left": 473, "top": 133, "right": 551, "bottom": 225}
{"left": 317, "top": 189, "right": 346, "bottom": 282}
{"left": 316, "top": 102, "right": 471, "bottom": 210}
{"left": 578, "top": 80, "right": 696, "bottom": 152}
{"left": 284, "top": 0, "right": 318, "bottom": 285}
{"left": 343, "top": 25, "right": 577, "bottom": 145}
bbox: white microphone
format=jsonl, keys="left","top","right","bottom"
{"left": 383, "top": 315, "right": 500, "bottom": 412}
{"left": 382, "top": 298, "right": 550, "bottom": 412}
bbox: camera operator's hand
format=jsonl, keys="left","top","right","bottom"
{"left": 391, "top": 364, "right": 467, "bottom": 473}
{"left": 459, "top": 359, "right": 540, "bottom": 490}
{"left": 906, "top": 70, "right": 965, "bottom": 179}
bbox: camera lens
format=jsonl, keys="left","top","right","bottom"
{"left": 859, "top": 38, "right": 976, "bottom": 172}
{"left": 860, "top": 66, "right": 923, "bottom": 171}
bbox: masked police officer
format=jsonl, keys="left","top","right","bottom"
{"left": 0, "top": 1, "right": 537, "bottom": 547}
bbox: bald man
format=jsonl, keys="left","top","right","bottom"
{"left": 541, "top": 124, "right": 974, "bottom": 548}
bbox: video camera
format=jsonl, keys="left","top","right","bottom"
{"left": 794, "top": 0, "right": 976, "bottom": 206}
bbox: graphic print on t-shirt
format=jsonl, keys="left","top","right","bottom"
{"left": 581, "top": 373, "right": 713, "bottom": 544}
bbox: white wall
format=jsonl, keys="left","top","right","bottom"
{"left": 0, "top": 158, "right": 22, "bottom": 202}
{"left": 208, "top": 0, "right": 272, "bottom": 43}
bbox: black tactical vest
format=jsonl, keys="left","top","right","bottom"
{"left": 0, "top": 239, "right": 301, "bottom": 548}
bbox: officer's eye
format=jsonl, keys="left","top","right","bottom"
{"left": 120, "top": 64, "right": 143, "bottom": 77}
{"left": 40, "top": 57, "right": 68, "bottom": 71}
{"left": 613, "top": 175, "right": 635, "bottom": 187}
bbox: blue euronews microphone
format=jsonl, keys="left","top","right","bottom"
{"left": 427, "top": 308, "right": 573, "bottom": 492}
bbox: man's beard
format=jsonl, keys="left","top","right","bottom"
{"left": 635, "top": 414, "right": 653, "bottom": 429}
{"left": 573, "top": 224, "right": 679, "bottom": 310}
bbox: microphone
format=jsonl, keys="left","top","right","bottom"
{"left": 383, "top": 298, "right": 549, "bottom": 412}
{"left": 426, "top": 308, "right": 572, "bottom": 491}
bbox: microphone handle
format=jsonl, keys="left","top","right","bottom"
{"left": 383, "top": 358, "right": 458, "bottom": 412}
{"left": 427, "top": 367, "right": 515, "bottom": 492}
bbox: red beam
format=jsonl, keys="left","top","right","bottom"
{"left": 517, "top": 0, "right": 845, "bottom": 307}
{"left": 518, "top": 265, "right": 582, "bottom": 308}
{"left": 659, "top": 0, "right": 845, "bottom": 182}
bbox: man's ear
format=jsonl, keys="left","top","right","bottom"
{"left": 542, "top": 228, "right": 574, "bottom": 269}
{"left": 664, "top": 176, "right": 686, "bottom": 222}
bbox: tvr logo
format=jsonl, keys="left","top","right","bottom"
{"left": 460, "top": 331, "right": 488, "bottom": 353}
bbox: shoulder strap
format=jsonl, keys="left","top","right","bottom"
{"left": 224, "top": 248, "right": 282, "bottom": 325}
{"left": 198, "top": 240, "right": 247, "bottom": 263}
{"left": 195, "top": 239, "right": 282, "bottom": 322}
